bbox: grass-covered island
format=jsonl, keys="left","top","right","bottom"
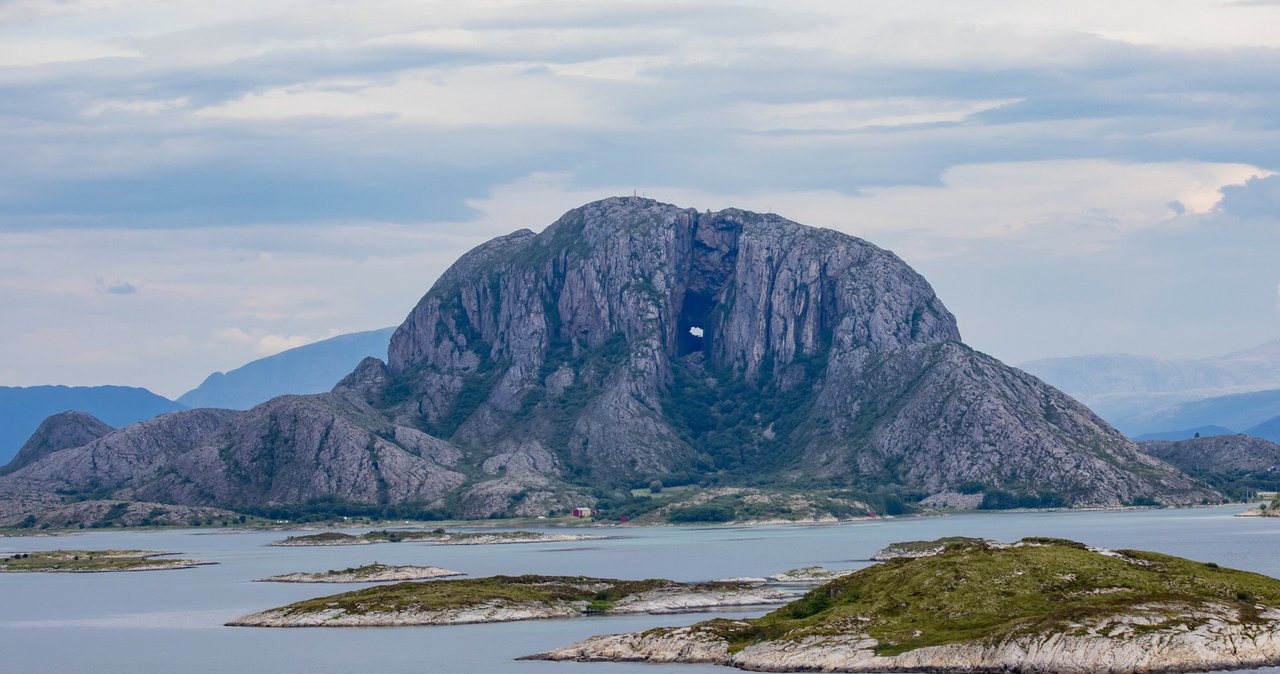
{"left": 0, "top": 549, "right": 211, "bottom": 572}
{"left": 228, "top": 575, "right": 792, "bottom": 627}
{"left": 271, "top": 529, "right": 602, "bottom": 547}
{"left": 258, "top": 563, "right": 464, "bottom": 583}
{"left": 530, "top": 537, "right": 1280, "bottom": 673}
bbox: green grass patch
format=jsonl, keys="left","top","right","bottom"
{"left": 0, "top": 550, "right": 203, "bottom": 572}
{"left": 269, "top": 575, "right": 750, "bottom": 617}
{"left": 697, "top": 537, "right": 1280, "bottom": 656}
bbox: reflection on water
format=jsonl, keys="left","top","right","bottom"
{"left": 2, "top": 505, "right": 1279, "bottom": 674}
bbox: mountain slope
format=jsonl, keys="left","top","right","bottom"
{"left": 0, "top": 386, "right": 186, "bottom": 467}
{"left": 0, "top": 198, "right": 1217, "bottom": 517}
{"left": 1, "top": 411, "right": 114, "bottom": 474}
{"left": 375, "top": 198, "right": 1207, "bottom": 506}
{"left": 1138, "top": 434, "right": 1280, "bottom": 498}
{"left": 177, "top": 327, "right": 395, "bottom": 410}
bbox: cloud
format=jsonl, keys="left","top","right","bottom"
{"left": 95, "top": 278, "right": 139, "bottom": 295}
{"left": 2, "top": 0, "right": 1280, "bottom": 395}
{"left": 1216, "top": 174, "right": 1280, "bottom": 219}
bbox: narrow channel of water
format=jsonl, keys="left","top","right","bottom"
{"left": 2, "top": 506, "right": 1277, "bottom": 673}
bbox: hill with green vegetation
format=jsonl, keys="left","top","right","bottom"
{"left": 534, "top": 537, "right": 1280, "bottom": 673}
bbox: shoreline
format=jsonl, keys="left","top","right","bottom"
{"left": 0, "top": 502, "right": 1258, "bottom": 538}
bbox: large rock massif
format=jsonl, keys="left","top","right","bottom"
{"left": 0, "top": 198, "right": 1217, "bottom": 522}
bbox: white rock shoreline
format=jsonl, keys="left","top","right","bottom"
{"left": 257, "top": 565, "right": 464, "bottom": 583}
{"left": 529, "top": 611, "right": 1280, "bottom": 674}
{"left": 228, "top": 586, "right": 791, "bottom": 628}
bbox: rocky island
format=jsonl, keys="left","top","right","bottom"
{"left": 258, "top": 563, "right": 464, "bottom": 583}
{"left": 531, "top": 537, "right": 1280, "bottom": 673}
{"left": 228, "top": 575, "right": 791, "bottom": 627}
{"left": 271, "top": 529, "right": 602, "bottom": 546}
{"left": 0, "top": 198, "right": 1219, "bottom": 529}
{"left": 0, "top": 549, "right": 212, "bottom": 572}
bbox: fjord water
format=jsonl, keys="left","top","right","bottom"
{"left": 3, "top": 506, "right": 1279, "bottom": 674}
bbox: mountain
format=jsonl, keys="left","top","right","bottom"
{"left": 0, "top": 198, "right": 1217, "bottom": 519}
{"left": 1138, "top": 434, "right": 1280, "bottom": 498}
{"left": 1021, "top": 341, "right": 1280, "bottom": 431}
{"left": 1247, "top": 415, "right": 1280, "bottom": 443}
{"left": 177, "top": 327, "right": 395, "bottom": 410}
{"left": 1133, "top": 426, "right": 1234, "bottom": 442}
{"left": 1, "top": 411, "right": 114, "bottom": 475}
{"left": 0, "top": 386, "right": 186, "bottom": 467}
{"left": 1121, "top": 389, "right": 1280, "bottom": 437}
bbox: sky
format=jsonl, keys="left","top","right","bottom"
{"left": 2, "top": 0, "right": 1279, "bottom": 398}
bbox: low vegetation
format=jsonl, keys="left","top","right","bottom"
{"left": 259, "top": 563, "right": 464, "bottom": 583}
{"left": 0, "top": 549, "right": 209, "bottom": 572}
{"left": 267, "top": 575, "right": 688, "bottom": 617}
{"left": 697, "top": 537, "right": 1280, "bottom": 657}
{"left": 273, "top": 528, "right": 596, "bottom": 546}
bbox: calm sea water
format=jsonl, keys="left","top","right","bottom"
{"left": 2, "top": 505, "right": 1279, "bottom": 674}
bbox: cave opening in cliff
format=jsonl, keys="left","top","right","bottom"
{"left": 677, "top": 291, "right": 714, "bottom": 356}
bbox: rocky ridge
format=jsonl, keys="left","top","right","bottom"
{"left": 1, "top": 411, "right": 113, "bottom": 475}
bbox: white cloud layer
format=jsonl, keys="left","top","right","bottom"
{"left": 1, "top": 0, "right": 1279, "bottom": 395}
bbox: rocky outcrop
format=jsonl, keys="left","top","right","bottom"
{"left": 375, "top": 197, "right": 1212, "bottom": 506}
{"left": 535, "top": 616, "right": 1280, "bottom": 673}
{"left": 258, "top": 564, "right": 464, "bottom": 583}
{"left": 531, "top": 537, "right": 1280, "bottom": 674}
{"left": 2, "top": 411, "right": 113, "bottom": 474}
{"left": 228, "top": 575, "right": 791, "bottom": 628}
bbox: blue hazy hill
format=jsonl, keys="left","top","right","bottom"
{"left": 0, "top": 386, "right": 186, "bottom": 466}
{"left": 1247, "top": 416, "right": 1280, "bottom": 443}
{"left": 176, "top": 327, "right": 395, "bottom": 410}
{"left": 1133, "top": 426, "right": 1236, "bottom": 441}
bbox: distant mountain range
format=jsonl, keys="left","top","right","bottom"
{"left": 0, "top": 386, "right": 186, "bottom": 467}
{"left": 177, "top": 327, "right": 395, "bottom": 409}
{"left": 1022, "top": 341, "right": 1280, "bottom": 436}
{"left": 1, "top": 327, "right": 395, "bottom": 468}
{"left": 1133, "top": 426, "right": 1235, "bottom": 442}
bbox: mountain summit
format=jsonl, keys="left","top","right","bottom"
{"left": 0, "top": 198, "right": 1215, "bottom": 520}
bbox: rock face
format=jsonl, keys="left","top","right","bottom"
{"left": 530, "top": 537, "right": 1280, "bottom": 674}
{"left": 1139, "top": 434, "right": 1280, "bottom": 476}
{"left": 0, "top": 198, "right": 1218, "bottom": 518}
{"left": 2, "top": 411, "right": 113, "bottom": 474}
{"left": 376, "top": 197, "right": 1209, "bottom": 506}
